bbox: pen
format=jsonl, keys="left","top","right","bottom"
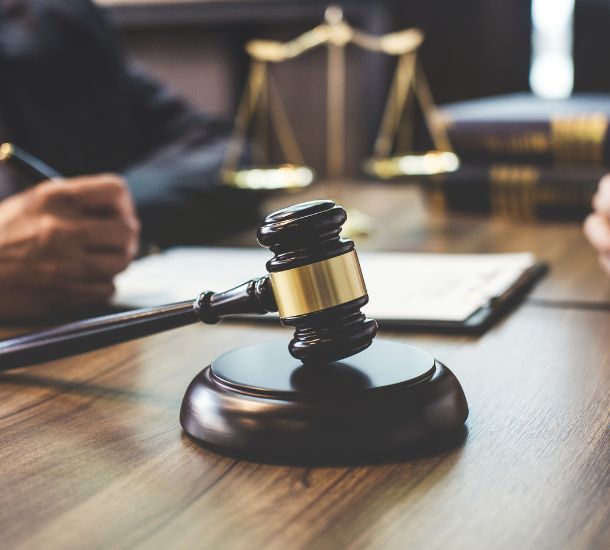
{"left": 0, "top": 142, "right": 62, "bottom": 182}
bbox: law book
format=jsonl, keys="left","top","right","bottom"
{"left": 439, "top": 93, "right": 610, "bottom": 166}
{"left": 433, "top": 162, "right": 604, "bottom": 220}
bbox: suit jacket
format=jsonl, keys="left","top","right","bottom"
{"left": 0, "top": 0, "right": 259, "bottom": 247}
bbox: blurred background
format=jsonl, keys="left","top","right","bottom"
{"left": 97, "top": 0, "right": 534, "bottom": 174}
{"left": 94, "top": 1, "right": 610, "bottom": 209}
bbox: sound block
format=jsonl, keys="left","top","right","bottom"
{"left": 180, "top": 339, "right": 468, "bottom": 461}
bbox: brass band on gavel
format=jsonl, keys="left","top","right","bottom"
{"left": 270, "top": 250, "right": 367, "bottom": 318}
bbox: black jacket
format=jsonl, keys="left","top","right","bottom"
{"left": 0, "top": 0, "right": 258, "bottom": 247}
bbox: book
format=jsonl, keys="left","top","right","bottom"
{"left": 113, "top": 247, "right": 545, "bottom": 333}
{"left": 439, "top": 93, "right": 610, "bottom": 166}
{"left": 434, "top": 162, "right": 605, "bottom": 220}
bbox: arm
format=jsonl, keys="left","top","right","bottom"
{"left": 82, "top": 2, "right": 260, "bottom": 248}
{"left": 120, "top": 67, "right": 260, "bottom": 249}
{"left": 2, "top": 0, "right": 259, "bottom": 250}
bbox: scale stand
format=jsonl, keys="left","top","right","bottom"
{"left": 220, "top": 5, "right": 459, "bottom": 215}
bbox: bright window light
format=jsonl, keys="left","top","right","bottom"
{"left": 530, "top": 0, "right": 575, "bottom": 98}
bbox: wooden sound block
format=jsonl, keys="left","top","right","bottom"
{"left": 180, "top": 339, "right": 468, "bottom": 462}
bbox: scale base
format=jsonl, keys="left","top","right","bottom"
{"left": 180, "top": 339, "right": 468, "bottom": 462}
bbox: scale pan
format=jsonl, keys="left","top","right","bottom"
{"left": 364, "top": 151, "right": 460, "bottom": 179}
{"left": 222, "top": 164, "right": 315, "bottom": 191}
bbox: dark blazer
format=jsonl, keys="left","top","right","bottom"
{"left": 0, "top": 0, "right": 258, "bottom": 247}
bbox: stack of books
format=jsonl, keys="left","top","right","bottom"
{"left": 436, "top": 93, "right": 610, "bottom": 220}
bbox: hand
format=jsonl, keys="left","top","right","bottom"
{"left": 584, "top": 175, "right": 610, "bottom": 276}
{"left": 0, "top": 174, "right": 140, "bottom": 320}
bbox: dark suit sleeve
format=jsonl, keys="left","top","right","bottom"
{"left": 119, "top": 65, "right": 260, "bottom": 248}
{"left": 2, "top": 0, "right": 259, "bottom": 246}
{"left": 84, "top": 2, "right": 260, "bottom": 248}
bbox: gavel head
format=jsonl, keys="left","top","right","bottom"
{"left": 257, "top": 200, "right": 378, "bottom": 363}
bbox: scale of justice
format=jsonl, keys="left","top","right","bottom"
{"left": 0, "top": 9, "right": 468, "bottom": 463}
{"left": 221, "top": 5, "right": 460, "bottom": 236}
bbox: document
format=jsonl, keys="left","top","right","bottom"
{"left": 114, "top": 247, "right": 541, "bottom": 328}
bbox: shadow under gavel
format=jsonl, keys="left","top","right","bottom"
{"left": 0, "top": 200, "right": 377, "bottom": 371}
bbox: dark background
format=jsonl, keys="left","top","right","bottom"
{"left": 574, "top": 0, "right": 610, "bottom": 93}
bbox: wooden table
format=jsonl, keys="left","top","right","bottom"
{"left": 1, "top": 184, "right": 609, "bottom": 549}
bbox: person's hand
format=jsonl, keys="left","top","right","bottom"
{"left": 584, "top": 175, "right": 610, "bottom": 276}
{"left": 0, "top": 174, "right": 140, "bottom": 320}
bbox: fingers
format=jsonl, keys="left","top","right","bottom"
{"left": 69, "top": 174, "right": 138, "bottom": 221}
{"left": 36, "top": 215, "right": 138, "bottom": 259}
{"left": 592, "top": 175, "right": 610, "bottom": 217}
{"left": 29, "top": 218, "right": 136, "bottom": 291}
{"left": 32, "top": 175, "right": 140, "bottom": 261}
{"left": 64, "top": 175, "right": 141, "bottom": 256}
{"left": 584, "top": 212, "right": 610, "bottom": 254}
{"left": 591, "top": 178, "right": 610, "bottom": 275}
{"left": 0, "top": 175, "right": 136, "bottom": 318}
{"left": 35, "top": 174, "right": 138, "bottom": 222}
{"left": 584, "top": 177, "right": 610, "bottom": 277}
{"left": 30, "top": 216, "right": 136, "bottom": 285}
{"left": 79, "top": 217, "right": 140, "bottom": 258}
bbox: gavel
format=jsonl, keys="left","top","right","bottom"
{"left": 0, "top": 200, "right": 378, "bottom": 370}
{"left": 0, "top": 199, "right": 469, "bottom": 460}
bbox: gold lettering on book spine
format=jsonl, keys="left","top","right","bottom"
{"left": 482, "top": 133, "right": 550, "bottom": 154}
{"left": 550, "top": 113, "right": 609, "bottom": 164}
{"left": 489, "top": 165, "right": 539, "bottom": 221}
{"left": 489, "top": 164, "right": 594, "bottom": 219}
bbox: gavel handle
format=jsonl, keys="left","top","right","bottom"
{"left": 0, "top": 275, "right": 277, "bottom": 371}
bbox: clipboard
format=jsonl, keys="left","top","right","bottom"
{"left": 113, "top": 247, "right": 547, "bottom": 334}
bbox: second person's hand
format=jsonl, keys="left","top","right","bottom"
{"left": 584, "top": 175, "right": 610, "bottom": 276}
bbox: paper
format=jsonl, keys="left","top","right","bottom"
{"left": 113, "top": 247, "right": 538, "bottom": 323}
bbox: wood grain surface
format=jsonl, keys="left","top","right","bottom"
{"left": 0, "top": 184, "right": 608, "bottom": 549}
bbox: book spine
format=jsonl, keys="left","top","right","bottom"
{"left": 436, "top": 163, "right": 604, "bottom": 220}
{"left": 443, "top": 114, "right": 610, "bottom": 166}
